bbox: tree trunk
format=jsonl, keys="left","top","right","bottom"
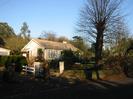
{"left": 95, "top": 29, "right": 104, "bottom": 79}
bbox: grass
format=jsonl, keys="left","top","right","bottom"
{"left": 50, "top": 68, "right": 107, "bottom": 80}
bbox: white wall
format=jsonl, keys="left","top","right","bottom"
{"left": 22, "top": 40, "right": 63, "bottom": 61}
{"left": 22, "top": 41, "right": 44, "bottom": 59}
{"left": 0, "top": 48, "right": 10, "bottom": 56}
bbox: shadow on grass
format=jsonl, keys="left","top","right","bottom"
{"left": 0, "top": 70, "right": 133, "bottom": 99}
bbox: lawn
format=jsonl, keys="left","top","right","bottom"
{"left": 0, "top": 65, "right": 133, "bottom": 99}
{"left": 0, "top": 73, "right": 133, "bottom": 99}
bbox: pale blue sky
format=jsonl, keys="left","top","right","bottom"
{"left": 0, "top": 0, "right": 133, "bottom": 39}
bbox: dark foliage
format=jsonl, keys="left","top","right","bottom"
{"left": 60, "top": 50, "right": 80, "bottom": 69}
{"left": 0, "top": 22, "right": 15, "bottom": 38}
{"left": 49, "top": 59, "right": 59, "bottom": 69}
{"left": 121, "top": 56, "right": 133, "bottom": 77}
{"left": 0, "top": 55, "right": 27, "bottom": 73}
{"left": 0, "top": 37, "right": 5, "bottom": 47}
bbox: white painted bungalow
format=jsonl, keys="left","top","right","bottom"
{"left": 21, "top": 39, "right": 78, "bottom": 61}
{"left": 0, "top": 47, "right": 10, "bottom": 56}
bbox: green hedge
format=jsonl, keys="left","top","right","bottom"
{"left": 0, "top": 56, "right": 8, "bottom": 66}
{"left": 0, "top": 55, "right": 27, "bottom": 67}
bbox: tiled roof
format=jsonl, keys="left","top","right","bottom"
{"left": 33, "top": 39, "right": 78, "bottom": 51}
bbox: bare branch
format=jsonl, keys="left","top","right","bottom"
{"left": 77, "top": 0, "right": 124, "bottom": 79}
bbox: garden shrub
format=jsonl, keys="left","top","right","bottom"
{"left": 0, "top": 55, "right": 27, "bottom": 73}
{"left": 104, "top": 56, "right": 123, "bottom": 74}
{"left": 121, "top": 56, "right": 133, "bottom": 75}
{"left": 0, "top": 56, "right": 8, "bottom": 66}
{"left": 60, "top": 50, "right": 80, "bottom": 69}
{"left": 49, "top": 59, "right": 59, "bottom": 69}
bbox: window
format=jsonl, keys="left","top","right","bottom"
{"left": 47, "top": 49, "right": 60, "bottom": 59}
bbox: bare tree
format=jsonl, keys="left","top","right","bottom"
{"left": 106, "top": 18, "right": 129, "bottom": 56}
{"left": 58, "top": 36, "right": 69, "bottom": 42}
{"left": 78, "top": 0, "right": 122, "bottom": 79}
{"left": 40, "top": 31, "right": 69, "bottom": 42}
{"left": 40, "top": 31, "right": 57, "bottom": 41}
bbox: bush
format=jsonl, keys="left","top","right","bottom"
{"left": 0, "top": 56, "right": 8, "bottom": 66}
{"left": 0, "top": 55, "right": 27, "bottom": 73}
{"left": 104, "top": 56, "right": 123, "bottom": 74}
{"left": 121, "top": 56, "right": 133, "bottom": 75}
{"left": 49, "top": 59, "right": 59, "bottom": 69}
{"left": 60, "top": 50, "right": 80, "bottom": 68}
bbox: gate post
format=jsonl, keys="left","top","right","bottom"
{"left": 59, "top": 61, "right": 64, "bottom": 74}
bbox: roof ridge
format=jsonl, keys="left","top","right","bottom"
{"left": 31, "top": 38, "right": 77, "bottom": 51}
{"left": 33, "top": 38, "right": 69, "bottom": 44}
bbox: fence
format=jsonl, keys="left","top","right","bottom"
{"left": 22, "top": 65, "right": 35, "bottom": 74}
